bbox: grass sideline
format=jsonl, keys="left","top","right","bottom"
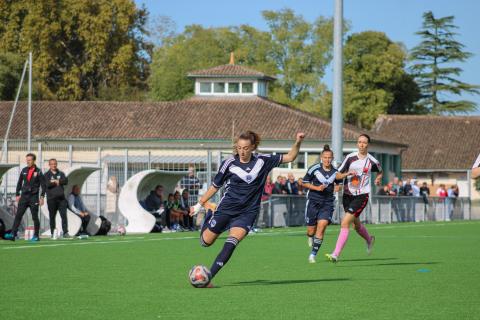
{"left": 1, "top": 221, "right": 479, "bottom": 320}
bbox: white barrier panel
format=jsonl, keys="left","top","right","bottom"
{"left": 41, "top": 166, "right": 101, "bottom": 236}
{"left": 118, "top": 170, "right": 186, "bottom": 233}
{"left": 0, "top": 164, "right": 18, "bottom": 228}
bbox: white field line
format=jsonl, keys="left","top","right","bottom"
{"left": 2, "top": 221, "right": 478, "bottom": 250}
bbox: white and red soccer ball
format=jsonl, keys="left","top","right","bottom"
{"left": 188, "top": 265, "right": 211, "bottom": 288}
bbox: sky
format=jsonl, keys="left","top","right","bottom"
{"left": 135, "top": 0, "right": 480, "bottom": 115}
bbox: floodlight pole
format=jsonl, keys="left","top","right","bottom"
{"left": 332, "top": 0, "right": 344, "bottom": 167}
{"left": 27, "top": 52, "right": 32, "bottom": 152}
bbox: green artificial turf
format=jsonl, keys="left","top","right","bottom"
{"left": 1, "top": 221, "right": 479, "bottom": 320}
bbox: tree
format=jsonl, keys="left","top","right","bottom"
{"left": 0, "top": 52, "right": 26, "bottom": 100}
{"left": 340, "top": 31, "right": 421, "bottom": 128}
{"left": 0, "top": 0, "right": 152, "bottom": 100}
{"left": 149, "top": 25, "right": 276, "bottom": 101}
{"left": 410, "top": 11, "right": 479, "bottom": 114}
{"left": 262, "top": 9, "right": 334, "bottom": 106}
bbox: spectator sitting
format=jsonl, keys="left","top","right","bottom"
{"left": 180, "top": 189, "right": 194, "bottom": 231}
{"left": 170, "top": 191, "right": 187, "bottom": 231}
{"left": 68, "top": 185, "right": 91, "bottom": 236}
{"left": 163, "top": 193, "right": 175, "bottom": 229}
{"left": 262, "top": 176, "right": 275, "bottom": 201}
{"left": 180, "top": 166, "right": 201, "bottom": 206}
{"left": 286, "top": 173, "right": 302, "bottom": 195}
{"left": 144, "top": 185, "right": 164, "bottom": 217}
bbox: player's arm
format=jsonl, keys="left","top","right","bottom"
{"left": 472, "top": 154, "right": 480, "bottom": 179}
{"left": 473, "top": 168, "right": 480, "bottom": 179}
{"left": 301, "top": 182, "right": 326, "bottom": 192}
{"left": 336, "top": 170, "right": 355, "bottom": 180}
{"left": 190, "top": 186, "right": 219, "bottom": 216}
{"left": 281, "top": 133, "right": 305, "bottom": 163}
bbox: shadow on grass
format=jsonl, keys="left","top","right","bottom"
{"left": 341, "top": 257, "right": 398, "bottom": 262}
{"left": 337, "top": 261, "right": 440, "bottom": 268}
{"left": 224, "top": 278, "right": 350, "bottom": 287}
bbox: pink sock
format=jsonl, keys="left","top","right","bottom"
{"left": 333, "top": 228, "right": 349, "bottom": 257}
{"left": 356, "top": 224, "right": 372, "bottom": 244}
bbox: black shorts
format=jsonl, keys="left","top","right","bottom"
{"left": 305, "top": 199, "right": 334, "bottom": 226}
{"left": 207, "top": 210, "right": 257, "bottom": 234}
{"left": 342, "top": 193, "right": 369, "bottom": 217}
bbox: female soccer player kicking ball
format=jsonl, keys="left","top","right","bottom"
{"left": 326, "top": 134, "right": 382, "bottom": 263}
{"left": 301, "top": 145, "right": 341, "bottom": 263}
{"left": 190, "top": 131, "right": 305, "bottom": 286}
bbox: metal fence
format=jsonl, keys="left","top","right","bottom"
{"left": 0, "top": 141, "right": 223, "bottom": 234}
{"left": 0, "top": 140, "right": 475, "bottom": 235}
{"left": 257, "top": 195, "right": 472, "bottom": 228}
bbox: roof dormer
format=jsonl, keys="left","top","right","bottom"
{"left": 187, "top": 53, "right": 275, "bottom": 97}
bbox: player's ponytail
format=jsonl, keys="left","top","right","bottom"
{"left": 234, "top": 131, "right": 261, "bottom": 154}
{"left": 322, "top": 144, "right": 333, "bottom": 155}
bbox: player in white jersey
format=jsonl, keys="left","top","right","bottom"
{"left": 472, "top": 153, "right": 480, "bottom": 179}
{"left": 326, "top": 134, "right": 383, "bottom": 262}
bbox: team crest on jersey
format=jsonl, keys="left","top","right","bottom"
{"left": 246, "top": 175, "right": 252, "bottom": 182}
{"left": 210, "top": 219, "right": 216, "bottom": 227}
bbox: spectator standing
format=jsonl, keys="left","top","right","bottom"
{"left": 180, "top": 166, "right": 201, "bottom": 206}
{"left": 44, "top": 159, "right": 69, "bottom": 239}
{"left": 262, "top": 176, "right": 275, "bottom": 201}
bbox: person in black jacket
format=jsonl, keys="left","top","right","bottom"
{"left": 4, "top": 153, "right": 46, "bottom": 242}
{"left": 44, "top": 158, "right": 69, "bottom": 239}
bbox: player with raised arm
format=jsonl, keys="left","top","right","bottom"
{"left": 301, "top": 144, "right": 341, "bottom": 263}
{"left": 472, "top": 153, "right": 480, "bottom": 179}
{"left": 326, "top": 134, "right": 382, "bottom": 263}
{"left": 190, "top": 131, "right": 305, "bottom": 287}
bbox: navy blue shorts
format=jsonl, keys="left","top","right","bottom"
{"left": 207, "top": 210, "right": 258, "bottom": 234}
{"left": 304, "top": 199, "right": 334, "bottom": 226}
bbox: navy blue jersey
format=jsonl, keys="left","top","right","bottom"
{"left": 213, "top": 153, "right": 283, "bottom": 215}
{"left": 302, "top": 163, "right": 340, "bottom": 202}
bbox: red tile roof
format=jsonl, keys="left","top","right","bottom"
{"left": 188, "top": 64, "right": 275, "bottom": 81}
{"left": 0, "top": 98, "right": 400, "bottom": 146}
{"left": 373, "top": 115, "right": 480, "bottom": 170}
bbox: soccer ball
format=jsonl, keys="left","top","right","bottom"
{"left": 188, "top": 265, "right": 211, "bottom": 288}
{"left": 118, "top": 226, "right": 126, "bottom": 236}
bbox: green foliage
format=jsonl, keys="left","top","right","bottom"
{"left": 410, "top": 11, "right": 480, "bottom": 114}
{"left": 475, "top": 178, "right": 480, "bottom": 192}
{"left": 329, "top": 31, "right": 421, "bottom": 129}
{"left": 0, "top": 52, "right": 25, "bottom": 100}
{"left": 149, "top": 25, "right": 276, "bottom": 101}
{"left": 149, "top": 8, "right": 335, "bottom": 116}
{"left": 0, "top": 0, "right": 152, "bottom": 100}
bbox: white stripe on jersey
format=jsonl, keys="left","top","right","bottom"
{"left": 308, "top": 163, "right": 321, "bottom": 175}
{"left": 220, "top": 157, "right": 235, "bottom": 173}
{"left": 229, "top": 159, "right": 265, "bottom": 184}
{"left": 338, "top": 152, "right": 356, "bottom": 172}
{"left": 314, "top": 170, "right": 337, "bottom": 185}
{"left": 473, "top": 153, "right": 480, "bottom": 169}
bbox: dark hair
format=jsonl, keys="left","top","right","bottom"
{"left": 358, "top": 134, "right": 371, "bottom": 143}
{"left": 235, "top": 131, "right": 261, "bottom": 153}
{"left": 48, "top": 158, "right": 57, "bottom": 163}
{"left": 26, "top": 153, "right": 36, "bottom": 161}
{"left": 321, "top": 144, "right": 333, "bottom": 155}
{"left": 155, "top": 185, "right": 164, "bottom": 191}
{"left": 168, "top": 193, "right": 174, "bottom": 198}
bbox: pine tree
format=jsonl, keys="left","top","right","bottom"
{"left": 410, "top": 11, "right": 479, "bottom": 114}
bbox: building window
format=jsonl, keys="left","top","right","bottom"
{"left": 307, "top": 153, "right": 320, "bottom": 167}
{"left": 214, "top": 82, "right": 225, "bottom": 93}
{"left": 200, "top": 82, "right": 211, "bottom": 93}
{"left": 242, "top": 82, "right": 253, "bottom": 93}
{"left": 228, "top": 82, "right": 240, "bottom": 93}
{"left": 291, "top": 153, "right": 306, "bottom": 169}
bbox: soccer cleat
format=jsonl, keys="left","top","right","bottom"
{"left": 367, "top": 236, "right": 375, "bottom": 255}
{"left": 63, "top": 233, "right": 71, "bottom": 239}
{"left": 325, "top": 253, "right": 338, "bottom": 263}
{"left": 4, "top": 232, "right": 15, "bottom": 241}
{"left": 308, "top": 236, "right": 313, "bottom": 248}
{"left": 51, "top": 234, "right": 57, "bottom": 240}
{"left": 30, "top": 236, "right": 40, "bottom": 242}
{"left": 308, "top": 254, "right": 316, "bottom": 263}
